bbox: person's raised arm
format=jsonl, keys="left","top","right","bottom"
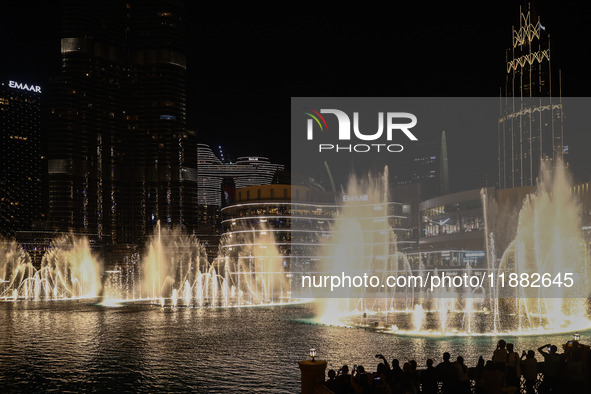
{"left": 349, "top": 371, "right": 360, "bottom": 391}
{"left": 537, "top": 344, "right": 550, "bottom": 356}
{"left": 376, "top": 354, "right": 390, "bottom": 371}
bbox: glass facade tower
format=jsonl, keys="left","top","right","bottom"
{"left": 0, "top": 80, "right": 45, "bottom": 237}
{"left": 48, "top": 0, "right": 196, "bottom": 243}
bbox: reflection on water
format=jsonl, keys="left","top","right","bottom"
{"left": 0, "top": 302, "right": 586, "bottom": 392}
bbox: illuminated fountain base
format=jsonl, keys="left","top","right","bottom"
{"left": 333, "top": 303, "right": 591, "bottom": 337}
{"left": 1, "top": 223, "right": 293, "bottom": 309}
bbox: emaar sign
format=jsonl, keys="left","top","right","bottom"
{"left": 8, "top": 80, "right": 42, "bottom": 93}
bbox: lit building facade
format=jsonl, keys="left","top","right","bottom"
{"left": 0, "top": 80, "right": 45, "bottom": 237}
{"left": 220, "top": 184, "right": 413, "bottom": 270}
{"left": 415, "top": 188, "right": 492, "bottom": 269}
{"left": 572, "top": 180, "right": 591, "bottom": 265}
{"left": 415, "top": 185, "right": 560, "bottom": 270}
{"left": 195, "top": 145, "right": 284, "bottom": 259}
{"left": 498, "top": 4, "right": 564, "bottom": 189}
{"left": 48, "top": 0, "right": 196, "bottom": 244}
{"left": 197, "top": 144, "right": 284, "bottom": 207}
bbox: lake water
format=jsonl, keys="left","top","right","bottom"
{"left": 0, "top": 301, "right": 585, "bottom": 392}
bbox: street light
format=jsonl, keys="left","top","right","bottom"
{"left": 309, "top": 348, "right": 317, "bottom": 362}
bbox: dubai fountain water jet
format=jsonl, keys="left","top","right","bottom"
{"left": 138, "top": 221, "right": 291, "bottom": 308}
{"left": 1, "top": 221, "right": 293, "bottom": 309}
{"left": 0, "top": 235, "right": 101, "bottom": 301}
{"left": 315, "top": 160, "right": 591, "bottom": 336}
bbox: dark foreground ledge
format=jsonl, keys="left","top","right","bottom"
{"left": 300, "top": 361, "right": 591, "bottom": 394}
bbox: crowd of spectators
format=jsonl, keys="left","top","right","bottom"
{"left": 323, "top": 339, "right": 590, "bottom": 394}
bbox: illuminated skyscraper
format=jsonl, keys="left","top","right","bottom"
{"left": 48, "top": 0, "right": 196, "bottom": 243}
{"left": 498, "top": 4, "right": 564, "bottom": 188}
{"left": 0, "top": 80, "right": 45, "bottom": 237}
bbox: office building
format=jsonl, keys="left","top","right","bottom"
{"left": 0, "top": 79, "right": 45, "bottom": 237}
{"left": 48, "top": 0, "right": 196, "bottom": 244}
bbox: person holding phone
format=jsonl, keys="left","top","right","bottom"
{"left": 537, "top": 343, "right": 562, "bottom": 393}
{"left": 372, "top": 363, "right": 391, "bottom": 393}
{"left": 351, "top": 365, "right": 370, "bottom": 393}
{"left": 334, "top": 364, "right": 353, "bottom": 394}
{"left": 375, "top": 354, "right": 390, "bottom": 372}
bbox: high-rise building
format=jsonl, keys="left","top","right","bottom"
{"left": 391, "top": 130, "right": 449, "bottom": 200}
{"left": 48, "top": 0, "right": 196, "bottom": 244}
{"left": 498, "top": 4, "right": 564, "bottom": 189}
{"left": 0, "top": 79, "right": 45, "bottom": 237}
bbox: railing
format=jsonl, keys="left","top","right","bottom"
{"left": 424, "top": 365, "right": 544, "bottom": 394}
{"left": 307, "top": 364, "right": 547, "bottom": 394}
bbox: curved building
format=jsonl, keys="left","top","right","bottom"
{"left": 197, "top": 144, "right": 284, "bottom": 207}
{"left": 220, "top": 184, "right": 413, "bottom": 270}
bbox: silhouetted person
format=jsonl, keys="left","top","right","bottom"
{"left": 521, "top": 350, "right": 538, "bottom": 394}
{"left": 352, "top": 365, "right": 371, "bottom": 394}
{"left": 538, "top": 344, "right": 562, "bottom": 393}
{"left": 399, "top": 362, "right": 416, "bottom": 394}
{"left": 506, "top": 343, "right": 520, "bottom": 387}
{"left": 492, "top": 339, "right": 508, "bottom": 371}
{"left": 435, "top": 352, "right": 457, "bottom": 394}
{"left": 421, "top": 359, "right": 437, "bottom": 394}
{"left": 482, "top": 360, "right": 503, "bottom": 394}
{"left": 375, "top": 354, "right": 392, "bottom": 389}
{"left": 409, "top": 360, "right": 420, "bottom": 393}
{"left": 372, "top": 363, "right": 392, "bottom": 394}
{"left": 390, "top": 358, "right": 403, "bottom": 392}
{"left": 455, "top": 356, "right": 470, "bottom": 394}
{"left": 325, "top": 369, "right": 338, "bottom": 392}
{"left": 376, "top": 354, "right": 391, "bottom": 372}
{"left": 335, "top": 364, "right": 353, "bottom": 394}
{"left": 473, "top": 356, "right": 486, "bottom": 394}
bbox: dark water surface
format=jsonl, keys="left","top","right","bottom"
{"left": 0, "top": 301, "right": 585, "bottom": 392}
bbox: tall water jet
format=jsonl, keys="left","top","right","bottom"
{"left": 315, "top": 167, "right": 414, "bottom": 326}
{"left": 0, "top": 239, "right": 35, "bottom": 299}
{"left": 141, "top": 222, "right": 209, "bottom": 305}
{"left": 2, "top": 220, "right": 291, "bottom": 308}
{"left": 1, "top": 235, "right": 101, "bottom": 300}
{"left": 220, "top": 222, "right": 289, "bottom": 305}
{"left": 315, "top": 159, "right": 591, "bottom": 335}
{"left": 139, "top": 221, "right": 289, "bottom": 307}
{"left": 494, "top": 158, "right": 591, "bottom": 332}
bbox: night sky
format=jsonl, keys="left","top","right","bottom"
{"left": 1, "top": 1, "right": 590, "bottom": 191}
